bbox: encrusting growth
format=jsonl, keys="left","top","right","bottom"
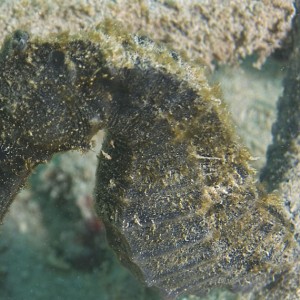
{"left": 0, "top": 22, "right": 298, "bottom": 298}
{"left": 0, "top": 0, "right": 295, "bottom": 69}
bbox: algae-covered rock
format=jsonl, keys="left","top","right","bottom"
{"left": 0, "top": 0, "right": 295, "bottom": 68}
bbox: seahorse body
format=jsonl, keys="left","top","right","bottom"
{"left": 0, "top": 24, "right": 296, "bottom": 298}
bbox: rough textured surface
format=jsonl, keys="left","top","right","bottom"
{"left": 0, "top": 1, "right": 298, "bottom": 299}
{"left": 258, "top": 3, "right": 300, "bottom": 297}
{"left": 261, "top": 0, "right": 300, "bottom": 235}
{"left": 0, "top": 0, "right": 295, "bottom": 68}
{"left": 0, "top": 22, "right": 298, "bottom": 299}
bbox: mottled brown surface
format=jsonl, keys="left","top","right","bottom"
{"left": 258, "top": 3, "right": 300, "bottom": 297}
{"left": 0, "top": 0, "right": 295, "bottom": 68}
{"left": 0, "top": 24, "right": 298, "bottom": 298}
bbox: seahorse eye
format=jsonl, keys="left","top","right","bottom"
{"left": 49, "top": 50, "right": 65, "bottom": 67}
{"left": 11, "top": 30, "right": 29, "bottom": 52}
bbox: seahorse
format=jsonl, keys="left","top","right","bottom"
{"left": 0, "top": 23, "right": 297, "bottom": 299}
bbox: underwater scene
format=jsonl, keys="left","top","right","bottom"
{"left": 0, "top": 0, "right": 299, "bottom": 299}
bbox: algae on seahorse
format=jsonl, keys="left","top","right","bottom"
{"left": 0, "top": 23, "right": 298, "bottom": 298}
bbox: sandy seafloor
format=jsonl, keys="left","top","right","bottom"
{"left": 0, "top": 2, "right": 289, "bottom": 300}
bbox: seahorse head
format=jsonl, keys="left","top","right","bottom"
{"left": 0, "top": 30, "right": 111, "bottom": 168}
